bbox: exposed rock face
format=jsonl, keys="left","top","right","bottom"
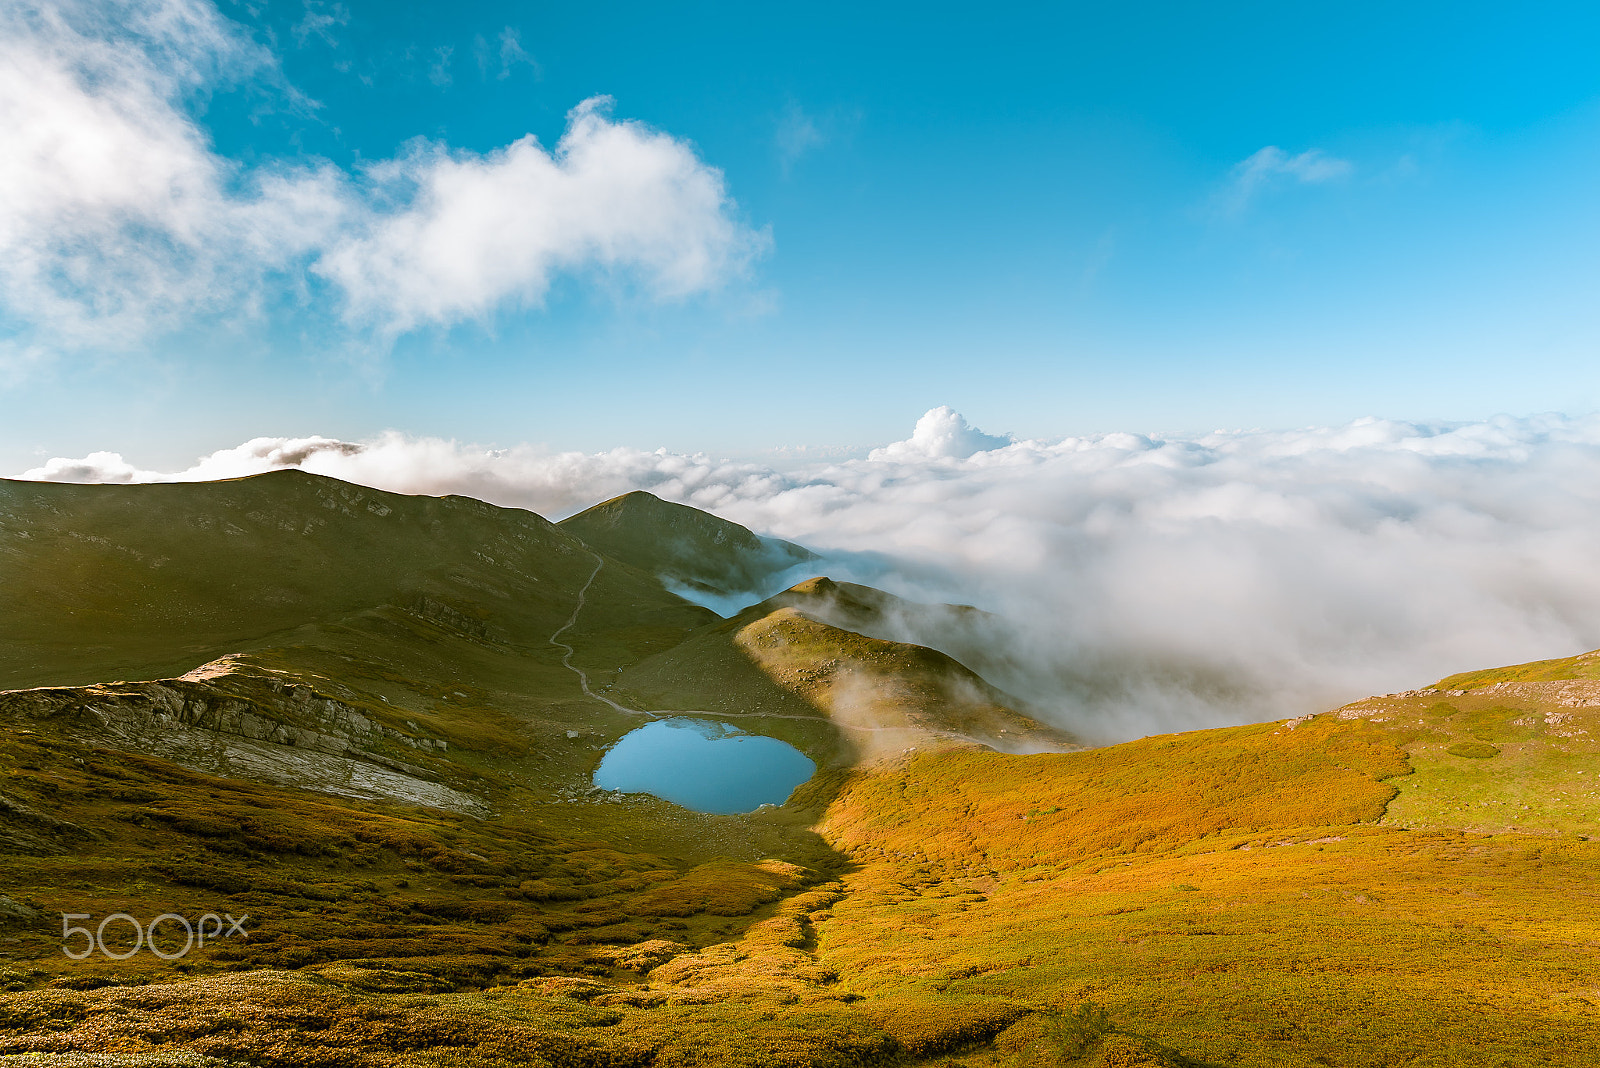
{"left": 405, "top": 594, "right": 505, "bottom": 643}
{"left": 1329, "top": 679, "right": 1600, "bottom": 737}
{"left": 0, "top": 659, "right": 480, "bottom": 814}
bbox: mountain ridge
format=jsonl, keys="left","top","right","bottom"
{"left": 558, "top": 489, "right": 817, "bottom": 605}
{"left": 5, "top": 472, "right": 1600, "bottom": 1065}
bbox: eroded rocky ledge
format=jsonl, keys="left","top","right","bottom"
{"left": 0, "top": 659, "right": 480, "bottom": 813}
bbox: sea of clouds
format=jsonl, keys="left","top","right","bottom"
{"left": 24, "top": 406, "right": 1600, "bottom": 743}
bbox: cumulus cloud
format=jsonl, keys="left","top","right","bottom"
{"left": 319, "top": 97, "right": 764, "bottom": 334}
{"left": 0, "top": 0, "right": 760, "bottom": 354}
{"left": 25, "top": 409, "right": 1600, "bottom": 745}
{"left": 1223, "top": 145, "right": 1352, "bottom": 213}
{"left": 0, "top": 0, "right": 341, "bottom": 346}
{"left": 868, "top": 405, "right": 1011, "bottom": 461}
{"left": 24, "top": 450, "right": 159, "bottom": 484}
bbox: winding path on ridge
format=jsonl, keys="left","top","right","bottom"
{"left": 547, "top": 553, "right": 650, "bottom": 718}
{"left": 549, "top": 552, "right": 988, "bottom": 744}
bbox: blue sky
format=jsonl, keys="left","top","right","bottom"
{"left": 4, "top": 0, "right": 1600, "bottom": 473}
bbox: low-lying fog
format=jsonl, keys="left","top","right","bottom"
{"left": 26, "top": 406, "right": 1600, "bottom": 744}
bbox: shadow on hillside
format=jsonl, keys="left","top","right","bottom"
{"left": 0, "top": 686, "right": 872, "bottom": 998}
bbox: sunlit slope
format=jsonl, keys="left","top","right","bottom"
{"left": 752, "top": 576, "right": 987, "bottom": 636}
{"left": 558, "top": 490, "right": 816, "bottom": 600}
{"left": 0, "top": 719, "right": 853, "bottom": 1038}
{"left": 14, "top": 657, "right": 1600, "bottom": 1066}
{"left": 0, "top": 471, "right": 710, "bottom": 690}
{"left": 759, "top": 575, "right": 1019, "bottom": 674}
{"left": 823, "top": 715, "right": 1406, "bottom": 865}
{"left": 615, "top": 577, "right": 1074, "bottom": 757}
{"left": 798, "top": 689, "right": 1600, "bottom": 1065}
{"left": 1435, "top": 647, "right": 1600, "bottom": 688}
{"left": 8, "top": 636, "right": 1600, "bottom": 1062}
{"left": 1308, "top": 652, "right": 1600, "bottom": 837}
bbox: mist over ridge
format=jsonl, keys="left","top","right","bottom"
{"left": 22, "top": 405, "right": 1600, "bottom": 743}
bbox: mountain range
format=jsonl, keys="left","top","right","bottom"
{"left": 1, "top": 471, "right": 1598, "bottom": 1067}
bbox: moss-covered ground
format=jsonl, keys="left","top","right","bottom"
{"left": 9, "top": 696, "right": 1600, "bottom": 1066}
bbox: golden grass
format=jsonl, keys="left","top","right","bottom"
{"left": 1435, "top": 647, "right": 1600, "bottom": 689}
{"left": 819, "top": 716, "right": 1406, "bottom": 870}
{"left": 731, "top": 603, "right": 1071, "bottom": 754}
{"left": 11, "top": 699, "right": 1600, "bottom": 1065}
{"left": 12, "top": 475, "right": 1600, "bottom": 1064}
{"left": 18, "top": 692, "right": 1600, "bottom": 1066}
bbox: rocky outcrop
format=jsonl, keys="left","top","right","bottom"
{"left": 3, "top": 659, "right": 447, "bottom": 760}
{"left": 0, "top": 659, "right": 479, "bottom": 813}
{"left": 404, "top": 594, "right": 507, "bottom": 643}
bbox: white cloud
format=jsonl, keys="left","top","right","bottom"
{"left": 1223, "top": 145, "right": 1353, "bottom": 213}
{"left": 0, "top": 0, "right": 335, "bottom": 346}
{"left": 868, "top": 405, "right": 1011, "bottom": 461}
{"left": 25, "top": 409, "right": 1600, "bottom": 745}
{"left": 0, "top": 0, "right": 761, "bottom": 353}
{"left": 318, "top": 97, "right": 765, "bottom": 334}
{"left": 23, "top": 449, "right": 158, "bottom": 483}
{"left": 496, "top": 27, "right": 535, "bottom": 80}
{"left": 474, "top": 28, "right": 537, "bottom": 81}
{"left": 291, "top": 0, "right": 348, "bottom": 48}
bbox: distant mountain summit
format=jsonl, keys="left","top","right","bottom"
{"left": 558, "top": 490, "right": 816, "bottom": 601}
{"left": 0, "top": 470, "right": 710, "bottom": 691}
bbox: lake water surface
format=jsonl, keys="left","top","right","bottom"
{"left": 593, "top": 718, "right": 816, "bottom": 814}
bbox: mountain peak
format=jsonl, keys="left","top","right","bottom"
{"left": 560, "top": 492, "right": 815, "bottom": 599}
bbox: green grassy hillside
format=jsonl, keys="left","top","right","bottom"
{"left": 0, "top": 471, "right": 740, "bottom": 809}
{"left": 10, "top": 663, "right": 1600, "bottom": 1066}
{"left": 6, "top": 475, "right": 1600, "bottom": 1066}
{"left": 0, "top": 472, "right": 711, "bottom": 691}
{"left": 756, "top": 576, "right": 1030, "bottom": 684}
{"left": 614, "top": 577, "right": 1074, "bottom": 760}
{"left": 1434, "top": 647, "right": 1600, "bottom": 689}
{"left": 1326, "top": 671, "right": 1600, "bottom": 837}
{"left": 558, "top": 490, "right": 816, "bottom": 602}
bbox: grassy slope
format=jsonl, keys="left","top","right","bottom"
{"left": 0, "top": 725, "right": 861, "bottom": 1062}
{"left": 0, "top": 472, "right": 711, "bottom": 691}
{"left": 6, "top": 476, "right": 1600, "bottom": 1065}
{"left": 614, "top": 578, "right": 1074, "bottom": 761}
{"left": 1334, "top": 664, "right": 1600, "bottom": 838}
{"left": 0, "top": 471, "right": 731, "bottom": 804}
{"left": 0, "top": 476, "right": 888, "bottom": 1063}
{"left": 558, "top": 490, "right": 816, "bottom": 598}
{"left": 13, "top": 683, "right": 1600, "bottom": 1066}
{"left": 792, "top": 674, "right": 1600, "bottom": 1066}
{"left": 755, "top": 577, "right": 1038, "bottom": 695}
{"left": 1435, "top": 649, "right": 1600, "bottom": 689}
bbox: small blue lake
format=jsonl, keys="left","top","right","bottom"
{"left": 593, "top": 718, "right": 816, "bottom": 814}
